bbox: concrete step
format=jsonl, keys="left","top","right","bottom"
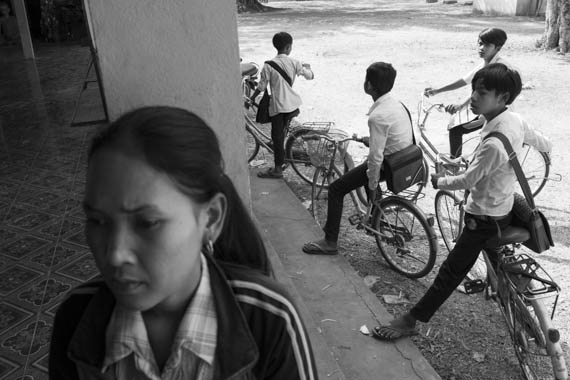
{"left": 250, "top": 170, "right": 441, "bottom": 380}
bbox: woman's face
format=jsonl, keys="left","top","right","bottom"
{"left": 84, "top": 148, "right": 209, "bottom": 313}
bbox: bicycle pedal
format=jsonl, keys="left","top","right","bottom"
{"left": 348, "top": 214, "right": 362, "bottom": 226}
{"left": 463, "top": 279, "right": 486, "bottom": 294}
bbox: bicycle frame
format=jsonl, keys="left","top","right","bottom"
{"left": 482, "top": 247, "right": 567, "bottom": 379}
{"left": 309, "top": 134, "right": 413, "bottom": 240}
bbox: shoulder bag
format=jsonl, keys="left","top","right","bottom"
{"left": 382, "top": 103, "right": 425, "bottom": 194}
{"left": 255, "top": 61, "right": 293, "bottom": 124}
{"left": 485, "top": 132, "right": 554, "bottom": 253}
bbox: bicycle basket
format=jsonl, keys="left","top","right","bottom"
{"left": 305, "top": 129, "right": 349, "bottom": 168}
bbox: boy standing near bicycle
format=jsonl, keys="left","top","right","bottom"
{"left": 372, "top": 63, "right": 552, "bottom": 341}
{"left": 302, "top": 62, "right": 414, "bottom": 255}
{"left": 249, "top": 31, "right": 314, "bottom": 179}
{"left": 424, "top": 28, "right": 514, "bottom": 158}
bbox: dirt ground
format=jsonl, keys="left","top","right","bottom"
{"left": 238, "top": 1, "right": 570, "bottom": 379}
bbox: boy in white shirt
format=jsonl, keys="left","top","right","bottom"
{"left": 249, "top": 32, "right": 314, "bottom": 179}
{"left": 424, "top": 28, "right": 512, "bottom": 158}
{"left": 302, "top": 62, "right": 413, "bottom": 255}
{"left": 373, "top": 63, "right": 551, "bottom": 340}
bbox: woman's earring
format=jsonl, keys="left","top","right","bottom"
{"left": 205, "top": 239, "right": 214, "bottom": 256}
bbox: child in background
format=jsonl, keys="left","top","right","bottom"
{"left": 424, "top": 28, "right": 513, "bottom": 157}
{"left": 0, "top": 1, "right": 19, "bottom": 45}
{"left": 249, "top": 31, "right": 314, "bottom": 179}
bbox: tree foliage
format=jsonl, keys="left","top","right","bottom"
{"left": 541, "top": 0, "right": 570, "bottom": 53}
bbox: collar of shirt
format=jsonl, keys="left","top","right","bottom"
{"left": 479, "top": 108, "right": 510, "bottom": 139}
{"left": 102, "top": 253, "right": 217, "bottom": 374}
{"left": 367, "top": 92, "right": 392, "bottom": 115}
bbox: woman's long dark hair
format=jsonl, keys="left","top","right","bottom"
{"left": 88, "top": 106, "right": 271, "bottom": 275}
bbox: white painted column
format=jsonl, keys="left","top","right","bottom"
{"left": 12, "top": 0, "right": 34, "bottom": 59}
{"left": 83, "top": 0, "right": 249, "bottom": 203}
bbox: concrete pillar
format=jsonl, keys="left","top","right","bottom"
{"left": 83, "top": 0, "right": 249, "bottom": 203}
{"left": 12, "top": 0, "right": 34, "bottom": 59}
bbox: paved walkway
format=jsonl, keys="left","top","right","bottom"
{"left": 250, "top": 171, "right": 441, "bottom": 380}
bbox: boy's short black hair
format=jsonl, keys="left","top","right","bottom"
{"left": 479, "top": 28, "right": 507, "bottom": 47}
{"left": 472, "top": 63, "right": 521, "bottom": 105}
{"left": 366, "top": 62, "right": 396, "bottom": 96}
{"left": 273, "top": 32, "right": 293, "bottom": 51}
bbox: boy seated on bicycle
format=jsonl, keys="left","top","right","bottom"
{"left": 248, "top": 31, "right": 314, "bottom": 179}
{"left": 424, "top": 28, "right": 514, "bottom": 158}
{"left": 372, "top": 63, "right": 552, "bottom": 341}
{"left": 302, "top": 62, "right": 414, "bottom": 255}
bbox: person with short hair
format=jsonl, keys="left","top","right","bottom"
{"left": 49, "top": 106, "right": 319, "bottom": 380}
{"left": 424, "top": 27, "right": 513, "bottom": 158}
{"left": 373, "top": 63, "right": 552, "bottom": 341}
{"left": 302, "top": 62, "right": 413, "bottom": 255}
{"left": 249, "top": 31, "right": 314, "bottom": 179}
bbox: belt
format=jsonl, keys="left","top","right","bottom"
{"left": 470, "top": 214, "right": 509, "bottom": 222}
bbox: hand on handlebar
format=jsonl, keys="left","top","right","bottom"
{"left": 430, "top": 172, "right": 445, "bottom": 189}
{"left": 424, "top": 87, "right": 438, "bottom": 97}
{"left": 444, "top": 104, "right": 462, "bottom": 114}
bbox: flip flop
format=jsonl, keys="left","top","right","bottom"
{"left": 302, "top": 241, "right": 338, "bottom": 255}
{"left": 257, "top": 168, "right": 283, "bottom": 179}
{"left": 371, "top": 324, "right": 419, "bottom": 341}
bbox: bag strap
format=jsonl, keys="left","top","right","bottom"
{"left": 265, "top": 60, "right": 293, "bottom": 87}
{"left": 484, "top": 132, "right": 535, "bottom": 209}
{"left": 400, "top": 102, "right": 416, "bottom": 145}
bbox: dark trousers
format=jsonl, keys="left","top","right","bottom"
{"left": 324, "top": 162, "right": 379, "bottom": 242}
{"left": 410, "top": 212, "right": 511, "bottom": 322}
{"left": 449, "top": 121, "right": 484, "bottom": 158}
{"left": 270, "top": 109, "right": 299, "bottom": 167}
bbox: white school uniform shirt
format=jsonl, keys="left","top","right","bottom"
{"left": 449, "top": 54, "right": 516, "bottom": 128}
{"left": 366, "top": 93, "right": 414, "bottom": 190}
{"left": 437, "top": 110, "right": 551, "bottom": 217}
{"left": 256, "top": 54, "right": 314, "bottom": 116}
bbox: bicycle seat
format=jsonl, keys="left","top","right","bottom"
{"left": 484, "top": 226, "right": 530, "bottom": 248}
{"left": 240, "top": 62, "right": 258, "bottom": 77}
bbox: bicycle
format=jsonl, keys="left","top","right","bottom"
{"left": 305, "top": 131, "right": 438, "bottom": 278}
{"left": 417, "top": 93, "right": 552, "bottom": 197}
{"left": 434, "top": 162, "right": 567, "bottom": 380}
{"left": 244, "top": 98, "right": 335, "bottom": 185}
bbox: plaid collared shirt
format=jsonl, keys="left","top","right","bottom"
{"left": 102, "top": 254, "right": 218, "bottom": 380}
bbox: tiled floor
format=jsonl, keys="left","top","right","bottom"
{"left": 0, "top": 43, "right": 105, "bottom": 380}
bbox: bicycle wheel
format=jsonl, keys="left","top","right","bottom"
{"left": 434, "top": 190, "right": 462, "bottom": 252}
{"left": 371, "top": 196, "right": 437, "bottom": 278}
{"left": 286, "top": 129, "right": 318, "bottom": 185}
{"left": 518, "top": 145, "right": 550, "bottom": 198}
{"left": 434, "top": 190, "right": 487, "bottom": 281}
{"left": 286, "top": 129, "right": 349, "bottom": 186}
{"left": 310, "top": 166, "right": 339, "bottom": 227}
{"left": 246, "top": 126, "right": 260, "bottom": 163}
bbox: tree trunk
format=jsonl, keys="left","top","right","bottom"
{"left": 236, "top": 0, "right": 268, "bottom": 13}
{"left": 543, "top": 0, "right": 561, "bottom": 49}
{"left": 560, "top": 0, "right": 570, "bottom": 53}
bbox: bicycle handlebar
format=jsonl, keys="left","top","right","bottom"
{"left": 302, "top": 133, "right": 366, "bottom": 145}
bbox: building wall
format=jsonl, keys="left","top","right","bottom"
{"left": 83, "top": 0, "right": 250, "bottom": 203}
{"left": 474, "top": 0, "right": 546, "bottom": 16}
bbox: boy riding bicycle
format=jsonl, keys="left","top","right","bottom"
{"left": 302, "top": 62, "right": 413, "bottom": 255}
{"left": 424, "top": 28, "right": 514, "bottom": 158}
{"left": 372, "top": 63, "right": 552, "bottom": 341}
